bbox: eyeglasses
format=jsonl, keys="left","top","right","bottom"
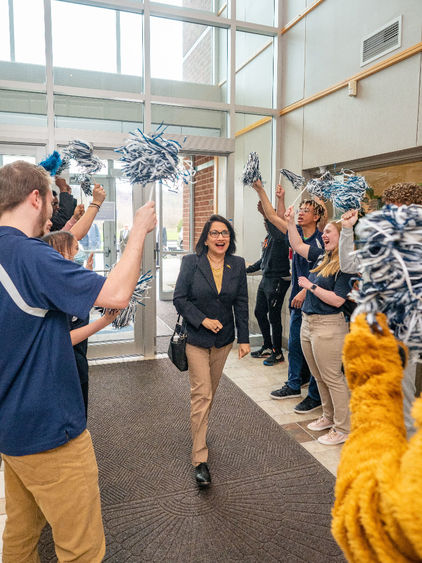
{"left": 209, "top": 230, "right": 230, "bottom": 238}
{"left": 296, "top": 208, "right": 314, "bottom": 214}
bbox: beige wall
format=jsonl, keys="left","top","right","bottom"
{"left": 280, "top": 0, "right": 422, "bottom": 190}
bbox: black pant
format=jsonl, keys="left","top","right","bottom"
{"left": 254, "top": 277, "right": 290, "bottom": 353}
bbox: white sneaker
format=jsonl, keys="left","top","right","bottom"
{"left": 318, "top": 428, "right": 348, "bottom": 445}
{"left": 307, "top": 416, "right": 333, "bottom": 431}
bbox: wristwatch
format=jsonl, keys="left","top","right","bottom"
{"left": 310, "top": 284, "right": 317, "bottom": 291}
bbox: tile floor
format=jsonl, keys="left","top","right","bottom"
{"left": 0, "top": 347, "right": 343, "bottom": 557}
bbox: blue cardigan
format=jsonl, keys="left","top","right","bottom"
{"left": 173, "top": 253, "right": 250, "bottom": 349}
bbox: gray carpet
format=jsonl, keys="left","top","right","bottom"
{"left": 39, "top": 360, "right": 345, "bottom": 562}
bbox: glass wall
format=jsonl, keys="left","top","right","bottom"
{"left": 52, "top": 1, "right": 143, "bottom": 93}
{"left": 236, "top": 31, "right": 274, "bottom": 108}
{"left": 150, "top": 17, "right": 228, "bottom": 103}
{"left": 236, "top": 0, "right": 275, "bottom": 26}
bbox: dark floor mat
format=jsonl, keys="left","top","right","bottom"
{"left": 39, "top": 359, "right": 344, "bottom": 562}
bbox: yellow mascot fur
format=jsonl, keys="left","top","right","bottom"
{"left": 332, "top": 313, "right": 422, "bottom": 563}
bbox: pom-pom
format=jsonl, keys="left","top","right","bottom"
{"left": 96, "top": 270, "right": 153, "bottom": 329}
{"left": 331, "top": 172, "right": 369, "bottom": 211}
{"left": 115, "top": 125, "right": 193, "bottom": 187}
{"left": 305, "top": 171, "right": 335, "bottom": 200}
{"left": 241, "top": 152, "right": 262, "bottom": 186}
{"left": 351, "top": 204, "right": 422, "bottom": 357}
{"left": 39, "top": 151, "right": 63, "bottom": 176}
{"left": 61, "top": 139, "right": 103, "bottom": 195}
{"left": 280, "top": 169, "right": 306, "bottom": 190}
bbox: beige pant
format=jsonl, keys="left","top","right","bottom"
{"left": 186, "top": 342, "right": 233, "bottom": 466}
{"left": 301, "top": 313, "right": 351, "bottom": 434}
{"left": 2, "top": 429, "right": 105, "bottom": 563}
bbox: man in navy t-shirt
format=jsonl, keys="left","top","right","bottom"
{"left": 0, "top": 161, "right": 156, "bottom": 562}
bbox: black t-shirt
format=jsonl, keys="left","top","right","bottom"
{"left": 302, "top": 247, "right": 354, "bottom": 315}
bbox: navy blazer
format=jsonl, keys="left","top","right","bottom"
{"left": 173, "top": 253, "right": 249, "bottom": 349}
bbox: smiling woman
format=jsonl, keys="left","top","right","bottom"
{"left": 173, "top": 214, "right": 250, "bottom": 488}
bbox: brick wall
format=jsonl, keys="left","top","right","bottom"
{"left": 183, "top": 155, "right": 215, "bottom": 251}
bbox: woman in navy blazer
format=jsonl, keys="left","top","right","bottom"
{"left": 174, "top": 214, "right": 250, "bottom": 487}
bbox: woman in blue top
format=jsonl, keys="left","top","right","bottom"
{"left": 285, "top": 205, "right": 354, "bottom": 446}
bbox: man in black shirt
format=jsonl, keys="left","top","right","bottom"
{"left": 247, "top": 201, "right": 291, "bottom": 365}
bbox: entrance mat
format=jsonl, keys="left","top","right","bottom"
{"left": 39, "top": 359, "right": 345, "bottom": 562}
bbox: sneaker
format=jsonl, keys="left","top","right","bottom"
{"left": 294, "top": 396, "right": 322, "bottom": 414}
{"left": 251, "top": 345, "right": 272, "bottom": 358}
{"left": 318, "top": 428, "right": 348, "bottom": 445}
{"left": 263, "top": 350, "right": 285, "bottom": 366}
{"left": 270, "top": 384, "right": 301, "bottom": 400}
{"left": 307, "top": 416, "right": 333, "bottom": 431}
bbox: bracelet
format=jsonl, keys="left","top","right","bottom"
{"left": 89, "top": 203, "right": 101, "bottom": 210}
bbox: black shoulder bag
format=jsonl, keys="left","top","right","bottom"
{"left": 168, "top": 314, "right": 188, "bottom": 371}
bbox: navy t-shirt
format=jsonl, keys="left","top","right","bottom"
{"left": 302, "top": 246, "right": 354, "bottom": 315}
{"left": 289, "top": 226, "right": 324, "bottom": 307}
{"left": 0, "top": 227, "right": 105, "bottom": 456}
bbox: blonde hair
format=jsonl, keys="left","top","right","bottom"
{"left": 310, "top": 221, "right": 342, "bottom": 277}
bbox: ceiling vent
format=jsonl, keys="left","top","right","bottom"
{"left": 361, "top": 16, "right": 401, "bottom": 66}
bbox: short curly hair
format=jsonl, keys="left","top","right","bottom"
{"left": 382, "top": 183, "right": 422, "bottom": 206}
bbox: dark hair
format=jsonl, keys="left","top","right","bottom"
{"left": 300, "top": 199, "right": 325, "bottom": 224}
{"left": 382, "top": 183, "right": 422, "bottom": 206}
{"left": 52, "top": 190, "right": 58, "bottom": 197}
{"left": 0, "top": 161, "right": 52, "bottom": 215}
{"left": 42, "top": 230, "right": 75, "bottom": 259}
{"left": 195, "top": 214, "right": 236, "bottom": 256}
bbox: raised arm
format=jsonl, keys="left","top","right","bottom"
{"left": 70, "top": 184, "right": 106, "bottom": 241}
{"left": 285, "top": 206, "right": 310, "bottom": 259}
{"left": 70, "top": 311, "right": 119, "bottom": 345}
{"left": 339, "top": 209, "right": 360, "bottom": 274}
{"left": 252, "top": 179, "right": 287, "bottom": 233}
{"left": 276, "top": 184, "right": 286, "bottom": 220}
{"left": 94, "top": 201, "right": 157, "bottom": 309}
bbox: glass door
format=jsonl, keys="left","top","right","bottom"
{"left": 157, "top": 176, "right": 193, "bottom": 301}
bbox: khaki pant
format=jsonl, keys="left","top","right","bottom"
{"left": 2, "top": 429, "right": 105, "bottom": 563}
{"left": 300, "top": 313, "right": 350, "bottom": 434}
{"left": 186, "top": 342, "right": 233, "bottom": 466}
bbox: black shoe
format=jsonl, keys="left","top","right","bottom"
{"left": 195, "top": 463, "right": 211, "bottom": 488}
{"left": 251, "top": 345, "right": 272, "bottom": 358}
{"left": 263, "top": 350, "right": 285, "bottom": 366}
{"left": 270, "top": 383, "right": 301, "bottom": 399}
{"left": 300, "top": 373, "right": 311, "bottom": 388}
{"left": 294, "top": 395, "right": 322, "bottom": 414}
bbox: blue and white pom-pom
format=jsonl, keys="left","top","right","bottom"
{"left": 61, "top": 140, "right": 103, "bottom": 195}
{"left": 280, "top": 169, "right": 306, "bottom": 190}
{"left": 39, "top": 151, "right": 63, "bottom": 176}
{"left": 115, "top": 125, "right": 193, "bottom": 187}
{"left": 331, "top": 172, "right": 369, "bottom": 211}
{"left": 306, "top": 171, "right": 335, "bottom": 200}
{"left": 96, "top": 270, "right": 153, "bottom": 329}
{"left": 351, "top": 204, "right": 422, "bottom": 358}
{"left": 242, "top": 152, "right": 262, "bottom": 186}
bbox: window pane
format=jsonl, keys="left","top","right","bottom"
{"left": 54, "top": 95, "right": 143, "bottom": 133}
{"left": 151, "top": 0, "right": 223, "bottom": 15}
{"left": 0, "top": 0, "right": 10, "bottom": 61}
{"left": 14, "top": 0, "right": 45, "bottom": 64}
{"left": 151, "top": 17, "right": 227, "bottom": 102}
{"left": 236, "top": 32, "right": 274, "bottom": 107}
{"left": 52, "top": 2, "right": 116, "bottom": 72}
{"left": 152, "top": 104, "right": 227, "bottom": 137}
{"left": 236, "top": 0, "right": 275, "bottom": 26}
{"left": 120, "top": 11, "right": 143, "bottom": 76}
{"left": 52, "top": 1, "right": 143, "bottom": 92}
{"left": 0, "top": 90, "right": 47, "bottom": 127}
